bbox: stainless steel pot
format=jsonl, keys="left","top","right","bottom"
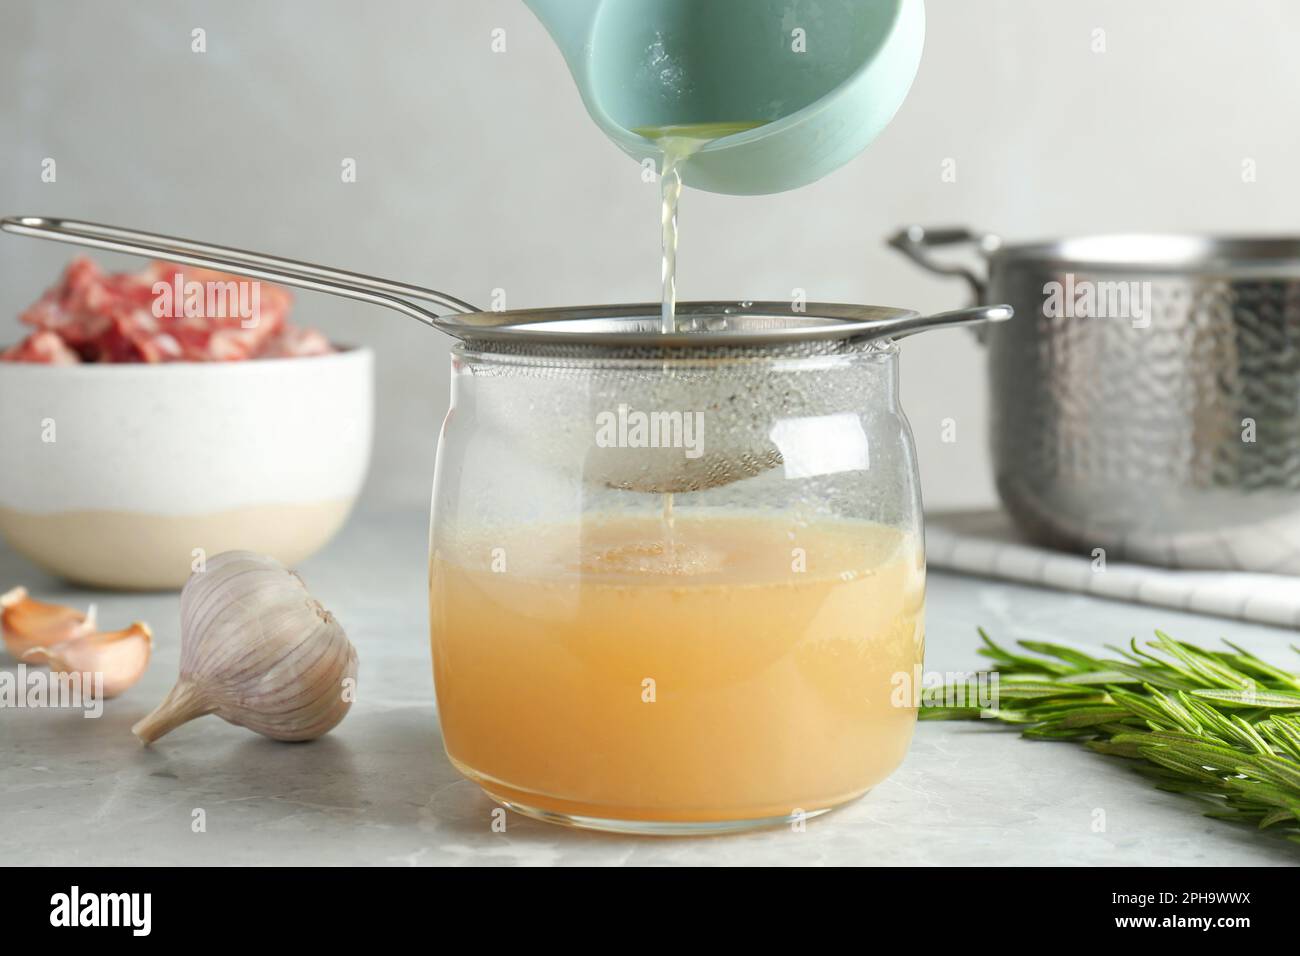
{"left": 890, "top": 226, "right": 1300, "bottom": 575}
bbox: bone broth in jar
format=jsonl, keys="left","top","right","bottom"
{"left": 428, "top": 316, "right": 927, "bottom": 834}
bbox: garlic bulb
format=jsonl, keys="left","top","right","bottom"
{"left": 133, "top": 551, "right": 358, "bottom": 744}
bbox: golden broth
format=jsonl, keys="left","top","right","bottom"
{"left": 430, "top": 511, "right": 924, "bottom": 825}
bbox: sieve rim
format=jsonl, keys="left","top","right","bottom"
{"left": 432, "top": 301, "right": 919, "bottom": 349}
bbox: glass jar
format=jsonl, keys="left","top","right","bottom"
{"left": 429, "top": 313, "right": 927, "bottom": 834}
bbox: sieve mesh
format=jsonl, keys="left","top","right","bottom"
{"left": 453, "top": 325, "right": 900, "bottom": 495}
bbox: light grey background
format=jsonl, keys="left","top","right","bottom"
{"left": 3, "top": 0, "right": 1298, "bottom": 512}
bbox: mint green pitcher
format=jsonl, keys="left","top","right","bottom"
{"left": 524, "top": 0, "right": 925, "bottom": 195}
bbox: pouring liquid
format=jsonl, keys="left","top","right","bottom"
{"left": 633, "top": 122, "right": 768, "bottom": 549}
{"left": 633, "top": 122, "right": 767, "bottom": 335}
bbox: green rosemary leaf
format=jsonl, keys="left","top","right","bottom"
{"left": 1108, "top": 729, "right": 1206, "bottom": 747}
{"left": 984, "top": 709, "right": 1043, "bottom": 724}
{"left": 1108, "top": 687, "right": 1178, "bottom": 727}
{"left": 1045, "top": 706, "right": 1136, "bottom": 730}
{"left": 1222, "top": 778, "right": 1300, "bottom": 814}
{"left": 1126, "top": 637, "right": 1203, "bottom": 686}
{"left": 1138, "top": 746, "right": 1235, "bottom": 785}
{"left": 1260, "top": 717, "right": 1300, "bottom": 762}
{"left": 1247, "top": 753, "right": 1300, "bottom": 791}
{"left": 917, "top": 706, "right": 981, "bottom": 721}
{"left": 1178, "top": 694, "right": 1257, "bottom": 750}
{"left": 1190, "top": 688, "right": 1300, "bottom": 709}
{"left": 1085, "top": 738, "right": 1146, "bottom": 759}
{"left": 1221, "top": 639, "right": 1262, "bottom": 661}
{"left": 995, "top": 671, "right": 1060, "bottom": 681}
{"left": 1258, "top": 809, "right": 1298, "bottom": 829}
{"left": 1007, "top": 694, "right": 1113, "bottom": 714}
{"left": 1057, "top": 670, "right": 1143, "bottom": 685}
{"left": 976, "top": 628, "right": 1057, "bottom": 673}
{"left": 1230, "top": 715, "right": 1276, "bottom": 756}
{"left": 1146, "top": 687, "right": 1204, "bottom": 734}
{"left": 1148, "top": 739, "right": 1260, "bottom": 775}
{"left": 1015, "top": 640, "right": 1105, "bottom": 670}
{"left": 1098, "top": 654, "right": 1198, "bottom": 690}
{"left": 1219, "top": 643, "right": 1300, "bottom": 692}
{"left": 985, "top": 682, "right": 1097, "bottom": 699}
{"left": 1095, "top": 721, "right": 1146, "bottom": 735}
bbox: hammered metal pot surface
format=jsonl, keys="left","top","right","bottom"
{"left": 989, "top": 263, "right": 1300, "bottom": 573}
{"left": 892, "top": 228, "right": 1300, "bottom": 574}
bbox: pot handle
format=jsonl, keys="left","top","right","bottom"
{"left": 886, "top": 225, "right": 1000, "bottom": 303}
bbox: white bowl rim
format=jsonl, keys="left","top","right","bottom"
{"left": 0, "top": 342, "right": 373, "bottom": 375}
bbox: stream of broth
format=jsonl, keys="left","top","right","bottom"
{"left": 633, "top": 122, "right": 767, "bottom": 334}
{"left": 632, "top": 122, "right": 767, "bottom": 539}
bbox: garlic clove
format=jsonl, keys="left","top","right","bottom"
{"left": 133, "top": 550, "right": 358, "bottom": 745}
{"left": 24, "top": 622, "right": 153, "bottom": 699}
{"left": 1, "top": 586, "right": 97, "bottom": 664}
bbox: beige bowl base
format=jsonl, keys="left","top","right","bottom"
{"left": 0, "top": 498, "right": 355, "bottom": 590}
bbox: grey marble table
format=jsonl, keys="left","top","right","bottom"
{"left": 2, "top": 506, "right": 1296, "bottom": 866}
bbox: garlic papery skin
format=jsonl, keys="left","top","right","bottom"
{"left": 132, "top": 550, "right": 358, "bottom": 745}
{"left": 25, "top": 622, "right": 152, "bottom": 698}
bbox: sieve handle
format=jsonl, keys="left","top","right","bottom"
{"left": 883, "top": 303, "right": 1013, "bottom": 340}
{"left": 0, "top": 215, "right": 481, "bottom": 326}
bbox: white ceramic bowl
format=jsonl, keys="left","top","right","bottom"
{"left": 0, "top": 347, "right": 373, "bottom": 589}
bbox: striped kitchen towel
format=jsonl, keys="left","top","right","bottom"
{"left": 926, "top": 510, "right": 1300, "bottom": 629}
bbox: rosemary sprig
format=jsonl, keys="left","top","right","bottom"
{"left": 921, "top": 628, "right": 1300, "bottom": 844}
